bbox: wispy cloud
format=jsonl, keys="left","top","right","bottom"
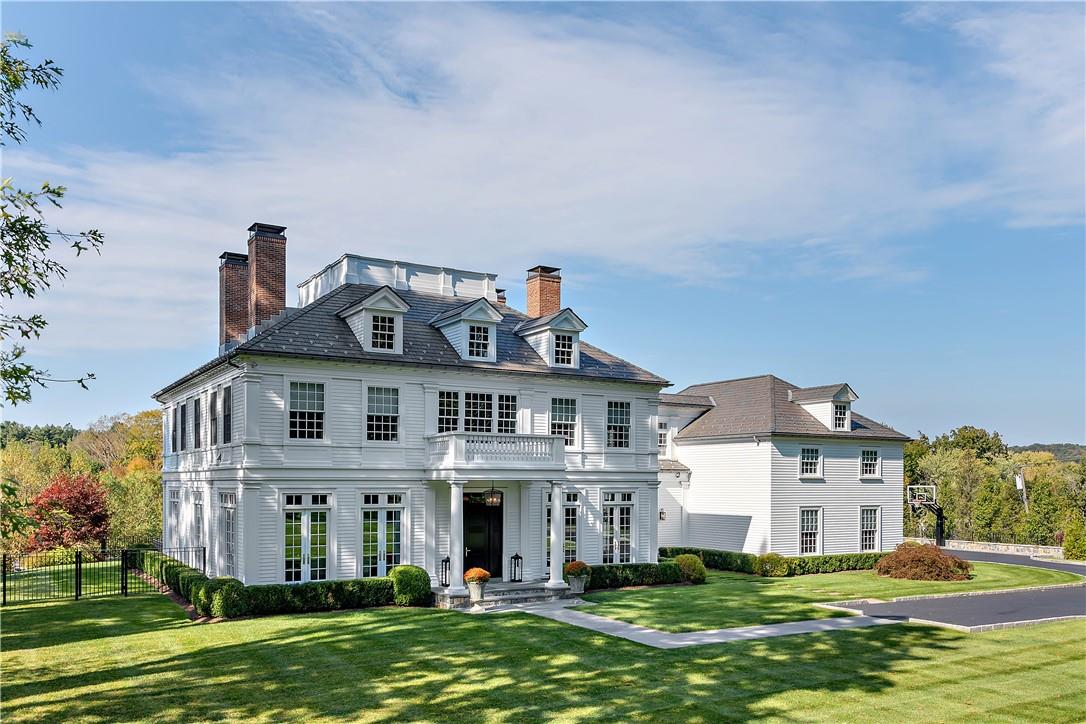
{"left": 7, "top": 3, "right": 1083, "bottom": 353}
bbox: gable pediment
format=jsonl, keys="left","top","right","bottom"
{"left": 513, "top": 308, "right": 587, "bottom": 336}
{"left": 336, "top": 285, "right": 410, "bottom": 319}
{"left": 429, "top": 297, "right": 504, "bottom": 328}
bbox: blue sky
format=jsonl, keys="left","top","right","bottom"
{"left": 4, "top": 2, "right": 1084, "bottom": 444}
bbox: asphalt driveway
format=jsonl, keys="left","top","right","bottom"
{"left": 851, "top": 550, "right": 1086, "bottom": 631}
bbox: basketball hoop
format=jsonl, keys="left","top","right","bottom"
{"left": 907, "top": 485, "right": 936, "bottom": 506}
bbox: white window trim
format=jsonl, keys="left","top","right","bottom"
{"left": 550, "top": 331, "right": 580, "bottom": 368}
{"left": 605, "top": 399, "right": 635, "bottom": 450}
{"left": 798, "top": 506, "right": 823, "bottom": 556}
{"left": 601, "top": 488, "right": 639, "bottom": 564}
{"left": 362, "top": 309, "right": 404, "bottom": 355}
{"left": 798, "top": 446, "right": 824, "bottom": 480}
{"left": 832, "top": 402, "right": 851, "bottom": 431}
{"left": 463, "top": 322, "right": 497, "bottom": 362}
{"left": 544, "top": 491, "right": 582, "bottom": 566}
{"left": 281, "top": 490, "right": 335, "bottom": 585}
{"left": 364, "top": 384, "right": 403, "bottom": 447}
{"left": 283, "top": 378, "right": 330, "bottom": 445}
{"left": 548, "top": 394, "right": 582, "bottom": 451}
{"left": 860, "top": 448, "right": 883, "bottom": 480}
{"left": 859, "top": 506, "right": 881, "bottom": 552}
{"left": 357, "top": 489, "right": 411, "bottom": 578}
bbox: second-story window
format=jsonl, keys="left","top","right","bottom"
{"left": 193, "top": 396, "right": 202, "bottom": 448}
{"left": 498, "top": 394, "right": 517, "bottom": 434}
{"left": 210, "top": 390, "right": 218, "bottom": 446}
{"left": 179, "top": 403, "right": 188, "bottom": 451}
{"left": 606, "top": 401, "right": 631, "bottom": 448}
{"left": 289, "top": 382, "right": 325, "bottom": 439}
{"left": 367, "top": 386, "right": 399, "bottom": 441}
{"left": 370, "top": 314, "right": 396, "bottom": 351}
{"left": 438, "top": 391, "right": 460, "bottom": 433}
{"left": 833, "top": 402, "right": 848, "bottom": 431}
{"left": 861, "top": 449, "right": 880, "bottom": 477}
{"left": 171, "top": 406, "right": 178, "bottom": 453}
{"left": 553, "top": 334, "right": 574, "bottom": 366}
{"left": 467, "top": 325, "right": 490, "bottom": 359}
{"left": 658, "top": 420, "right": 669, "bottom": 451}
{"left": 222, "top": 385, "right": 232, "bottom": 444}
{"left": 800, "top": 447, "right": 821, "bottom": 477}
{"left": 551, "top": 397, "right": 577, "bottom": 447}
{"left": 464, "top": 392, "right": 493, "bottom": 432}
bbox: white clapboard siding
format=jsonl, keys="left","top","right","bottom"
{"left": 657, "top": 478, "right": 684, "bottom": 547}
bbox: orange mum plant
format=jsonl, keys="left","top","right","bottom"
{"left": 464, "top": 567, "right": 491, "bottom": 584}
{"left": 563, "top": 560, "right": 590, "bottom": 578}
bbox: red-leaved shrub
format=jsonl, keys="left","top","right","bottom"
{"left": 874, "top": 543, "right": 972, "bottom": 581}
{"left": 27, "top": 474, "right": 110, "bottom": 551}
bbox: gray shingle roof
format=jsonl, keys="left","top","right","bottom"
{"left": 669, "top": 375, "right": 907, "bottom": 441}
{"left": 659, "top": 459, "right": 691, "bottom": 472}
{"left": 789, "top": 383, "right": 853, "bottom": 403}
{"left": 154, "top": 284, "right": 667, "bottom": 397}
{"left": 659, "top": 392, "right": 715, "bottom": 407}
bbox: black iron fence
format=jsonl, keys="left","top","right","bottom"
{"left": 1, "top": 546, "right": 206, "bottom": 606}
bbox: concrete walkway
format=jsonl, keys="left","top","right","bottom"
{"left": 492, "top": 599, "right": 899, "bottom": 649}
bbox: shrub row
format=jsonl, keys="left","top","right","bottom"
{"left": 659, "top": 547, "right": 889, "bottom": 577}
{"left": 132, "top": 551, "right": 429, "bottom": 618}
{"left": 586, "top": 562, "right": 683, "bottom": 590}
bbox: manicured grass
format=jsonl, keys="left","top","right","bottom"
{"left": 576, "top": 562, "right": 1084, "bottom": 632}
{"left": 2, "top": 593, "right": 1084, "bottom": 722}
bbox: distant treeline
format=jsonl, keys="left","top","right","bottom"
{"left": 1009, "top": 443, "right": 1086, "bottom": 463}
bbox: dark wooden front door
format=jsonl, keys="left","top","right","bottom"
{"left": 464, "top": 492, "right": 503, "bottom": 577}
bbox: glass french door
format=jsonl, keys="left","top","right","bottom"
{"left": 284, "top": 510, "right": 328, "bottom": 583}
{"left": 603, "top": 492, "right": 633, "bottom": 564}
{"left": 361, "top": 499, "right": 403, "bottom": 577}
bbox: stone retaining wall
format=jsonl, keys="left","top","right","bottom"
{"left": 905, "top": 537, "right": 1064, "bottom": 559}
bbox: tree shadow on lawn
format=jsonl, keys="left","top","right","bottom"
{"left": 2, "top": 598, "right": 964, "bottom": 722}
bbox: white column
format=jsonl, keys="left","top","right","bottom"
{"left": 546, "top": 480, "right": 568, "bottom": 590}
{"left": 448, "top": 481, "right": 467, "bottom": 595}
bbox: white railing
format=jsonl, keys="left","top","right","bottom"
{"left": 426, "top": 432, "right": 566, "bottom": 470}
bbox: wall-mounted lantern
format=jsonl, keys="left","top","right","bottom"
{"left": 509, "top": 553, "right": 523, "bottom": 582}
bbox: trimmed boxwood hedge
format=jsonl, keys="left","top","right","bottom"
{"left": 389, "top": 565, "right": 433, "bottom": 606}
{"left": 132, "top": 550, "right": 404, "bottom": 618}
{"left": 659, "top": 547, "right": 888, "bottom": 577}
{"left": 586, "top": 562, "right": 683, "bottom": 590}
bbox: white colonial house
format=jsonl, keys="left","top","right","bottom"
{"left": 156, "top": 223, "right": 908, "bottom": 602}
{"left": 154, "top": 224, "right": 667, "bottom": 600}
{"left": 656, "top": 376, "right": 908, "bottom": 555}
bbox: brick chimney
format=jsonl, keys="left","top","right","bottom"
{"left": 495, "top": 288, "right": 507, "bottom": 305}
{"left": 526, "top": 265, "right": 561, "bottom": 317}
{"left": 219, "top": 251, "right": 249, "bottom": 347}
{"left": 247, "top": 223, "right": 287, "bottom": 331}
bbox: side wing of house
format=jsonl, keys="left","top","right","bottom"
{"left": 769, "top": 438, "right": 905, "bottom": 555}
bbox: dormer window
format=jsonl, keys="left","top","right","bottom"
{"left": 338, "top": 286, "right": 410, "bottom": 356}
{"left": 553, "top": 334, "right": 574, "bottom": 366}
{"left": 468, "top": 324, "right": 491, "bottom": 359}
{"left": 370, "top": 315, "right": 396, "bottom": 351}
{"left": 833, "top": 402, "right": 848, "bottom": 431}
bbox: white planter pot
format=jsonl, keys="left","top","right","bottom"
{"left": 567, "top": 576, "right": 588, "bottom": 595}
{"left": 467, "top": 581, "right": 486, "bottom": 602}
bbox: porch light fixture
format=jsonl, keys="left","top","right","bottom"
{"left": 484, "top": 483, "right": 502, "bottom": 507}
{"left": 440, "top": 556, "right": 451, "bottom": 587}
{"left": 509, "top": 553, "right": 523, "bottom": 582}
{"left": 659, "top": 509, "right": 667, "bottom": 521}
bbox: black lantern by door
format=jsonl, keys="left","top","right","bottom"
{"left": 440, "top": 556, "right": 451, "bottom": 587}
{"left": 509, "top": 553, "right": 523, "bottom": 582}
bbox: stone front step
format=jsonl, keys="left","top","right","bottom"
{"left": 433, "top": 584, "right": 574, "bottom": 610}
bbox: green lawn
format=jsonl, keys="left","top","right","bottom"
{"left": 576, "top": 562, "right": 1084, "bottom": 632}
{"left": 2, "top": 593, "right": 1084, "bottom": 722}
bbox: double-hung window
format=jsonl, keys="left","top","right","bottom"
{"left": 603, "top": 492, "right": 634, "bottom": 564}
{"left": 550, "top": 398, "right": 577, "bottom": 447}
{"left": 658, "top": 420, "right": 669, "bottom": 452}
{"left": 170, "top": 406, "right": 178, "bottom": 453}
{"left": 860, "top": 507, "right": 880, "bottom": 552}
{"left": 861, "top": 449, "right": 880, "bottom": 478}
{"left": 497, "top": 394, "right": 517, "bottom": 434}
{"left": 833, "top": 403, "right": 848, "bottom": 431}
{"left": 438, "top": 391, "right": 460, "bottom": 433}
{"left": 464, "top": 392, "right": 493, "bottom": 433}
{"left": 553, "top": 334, "right": 574, "bottom": 366}
{"left": 179, "top": 404, "right": 188, "bottom": 451}
{"left": 606, "top": 401, "right": 631, "bottom": 449}
{"left": 370, "top": 314, "right": 396, "bottom": 351}
{"left": 367, "top": 387, "right": 399, "bottom": 441}
{"left": 220, "top": 492, "right": 236, "bottom": 577}
{"left": 193, "top": 397, "right": 202, "bottom": 448}
{"left": 800, "top": 508, "right": 821, "bottom": 555}
{"left": 467, "top": 325, "right": 490, "bottom": 359}
{"left": 289, "top": 382, "right": 325, "bottom": 439}
{"left": 222, "top": 385, "right": 233, "bottom": 444}
{"left": 210, "top": 390, "right": 218, "bottom": 446}
{"left": 800, "top": 447, "right": 821, "bottom": 477}
{"left": 169, "top": 489, "right": 181, "bottom": 543}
